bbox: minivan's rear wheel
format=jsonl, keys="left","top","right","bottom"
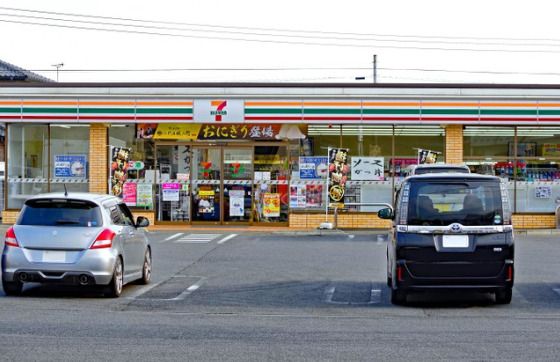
{"left": 2, "top": 279, "right": 23, "bottom": 296}
{"left": 138, "top": 248, "right": 152, "bottom": 285}
{"left": 391, "top": 288, "right": 407, "bottom": 305}
{"left": 105, "top": 257, "right": 123, "bottom": 298}
{"left": 495, "top": 288, "right": 512, "bottom": 304}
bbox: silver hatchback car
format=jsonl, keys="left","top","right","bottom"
{"left": 1, "top": 192, "right": 151, "bottom": 297}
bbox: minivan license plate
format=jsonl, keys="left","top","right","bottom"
{"left": 443, "top": 235, "right": 469, "bottom": 248}
{"left": 42, "top": 250, "right": 66, "bottom": 263}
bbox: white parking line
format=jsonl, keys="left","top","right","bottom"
{"left": 161, "top": 233, "right": 183, "bottom": 242}
{"left": 218, "top": 234, "right": 237, "bottom": 244}
{"left": 170, "top": 278, "right": 206, "bottom": 301}
{"left": 553, "top": 288, "right": 560, "bottom": 297}
{"left": 174, "top": 234, "right": 222, "bottom": 244}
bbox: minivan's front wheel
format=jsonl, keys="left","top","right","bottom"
{"left": 2, "top": 279, "right": 23, "bottom": 296}
{"left": 495, "top": 288, "right": 512, "bottom": 304}
{"left": 105, "top": 257, "right": 123, "bottom": 298}
{"left": 391, "top": 288, "right": 407, "bottom": 305}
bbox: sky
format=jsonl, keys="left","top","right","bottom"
{"left": 3, "top": 0, "right": 560, "bottom": 84}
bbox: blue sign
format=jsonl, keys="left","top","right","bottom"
{"left": 54, "top": 155, "right": 87, "bottom": 178}
{"left": 299, "top": 157, "right": 328, "bottom": 179}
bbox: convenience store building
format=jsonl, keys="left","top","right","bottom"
{"left": 2, "top": 82, "right": 560, "bottom": 229}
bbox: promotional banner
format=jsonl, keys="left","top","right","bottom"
{"left": 299, "top": 157, "right": 328, "bottom": 179}
{"left": 110, "top": 147, "right": 131, "bottom": 197}
{"left": 54, "top": 155, "right": 87, "bottom": 178}
{"left": 289, "top": 185, "right": 307, "bottom": 208}
{"left": 137, "top": 123, "right": 281, "bottom": 140}
{"left": 328, "top": 148, "right": 349, "bottom": 208}
{"left": 263, "top": 193, "right": 280, "bottom": 217}
{"left": 418, "top": 149, "right": 439, "bottom": 164}
{"left": 351, "top": 157, "right": 384, "bottom": 181}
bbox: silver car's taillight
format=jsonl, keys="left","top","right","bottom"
{"left": 5, "top": 226, "right": 19, "bottom": 247}
{"left": 90, "top": 229, "right": 116, "bottom": 249}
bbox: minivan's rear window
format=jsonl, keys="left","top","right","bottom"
{"left": 407, "top": 180, "right": 503, "bottom": 226}
{"left": 18, "top": 199, "right": 102, "bottom": 227}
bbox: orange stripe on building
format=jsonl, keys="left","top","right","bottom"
{"left": 363, "top": 102, "right": 421, "bottom": 107}
{"left": 136, "top": 101, "right": 193, "bottom": 106}
{"left": 245, "top": 101, "right": 302, "bottom": 107}
{"left": 303, "top": 101, "right": 361, "bottom": 107}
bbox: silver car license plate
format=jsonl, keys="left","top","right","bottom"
{"left": 42, "top": 250, "right": 66, "bottom": 263}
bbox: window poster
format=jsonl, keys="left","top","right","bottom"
{"left": 351, "top": 157, "right": 384, "bottom": 181}
{"left": 136, "top": 184, "right": 153, "bottom": 208}
{"left": 198, "top": 189, "right": 215, "bottom": 214}
{"left": 299, "top": 157, "right": 328, "bottom": 179}
{"left": 162, "top": 182, "right": 181, "bottom": 202}
{"left": 229, "top": 189, "right": 245, "bottom": 217}
{"left": 289, "top": 185, "right": 307, "bottom": 208}
{"left": 263, "top": 193, "right": 280, "bottom": 217}
{"left": 54, "top": 155, "right": 87, "bottom": 178}
{"left": 306, "top": 185, "right": 323, "bottom": 208}
{"left": 122, "top": 182, "right": 137, "bottom": 206}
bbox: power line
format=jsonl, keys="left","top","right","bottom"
{"left": 3, "top": 5, "right": 560, "bottom": 45}
{"left": 2, "top": 9, "right": 560, "bottom": 53}
{"left": 0, "top": 11, "right": 557, "bottom": 49}
{"left": 4, "top": 18, "right": 560, "bottom": 54}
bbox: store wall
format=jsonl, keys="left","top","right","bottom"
{"left": 90, "top": 124, "right": 108, "bottom": 194}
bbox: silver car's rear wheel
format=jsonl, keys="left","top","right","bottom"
{"left": 2, "top": 279, "right": 23, "bottom": 296}
{"left": 139, "top": 249, "right": 152, "bottom": 285}
{"left": 105, "top": 257, "right": 123, "bottom": 298}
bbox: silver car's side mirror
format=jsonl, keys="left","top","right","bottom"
{"left": 136, "top": 216, "right": 150, "bottom": 228}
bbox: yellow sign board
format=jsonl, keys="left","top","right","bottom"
{"left": 153, "top": 124, "right": 201, "bottom": 140}
{"left": 199, "top": 190, "right": 215, "bottom": 196}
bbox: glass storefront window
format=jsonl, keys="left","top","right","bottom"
{"left": 393, "top": 126, "right": 445, "bottom": 178}
{"left": 50, "top": 125, "right": 89, "bottom": 193}
{"left": 191, "top": 147, "right": 221, "bottom": 222}
{"left": 109, "top": 124, "right": 155, "bottom": 210}
{"left": 253, "top": 145, "right": 289, "bottom": 223}
{"left": 7, "top": 124, "right": 49, "bottom": 209}
{"left": 223, "top": 148, "right": 253, "bottom": 223}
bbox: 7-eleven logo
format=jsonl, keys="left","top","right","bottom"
{"left": 210, "top": 100, "right": 227, "bottom": 122}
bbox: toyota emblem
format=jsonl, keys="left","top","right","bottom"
{"left": 450, "top": 223, "right": 462, "bottom": 233}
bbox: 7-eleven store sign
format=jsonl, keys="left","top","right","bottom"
{"left": 194, "top": 99, "right": 244, "bottom": 123}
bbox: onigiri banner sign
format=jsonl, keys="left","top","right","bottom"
{"left": 327, "top": 148, "right": 349, "bottom": 208}
{"left": 110, "top": 147, "right": 131, "bottom": 197}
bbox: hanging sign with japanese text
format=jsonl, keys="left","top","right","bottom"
{"left": 351, "top": 157, "right": 384, "bottom": 181}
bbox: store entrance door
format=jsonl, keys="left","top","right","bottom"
{"left": 155, "top": 144, "right": 192, "bottom": 223}
{"left": 191, "top": 146, "right": 253, "bottom": 224}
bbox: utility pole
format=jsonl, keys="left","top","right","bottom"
{"left": 373, "top": 54, "right": 377, "bottom": 84}
{"left": 52, "top": 63, "right": 64, "bottom": 82}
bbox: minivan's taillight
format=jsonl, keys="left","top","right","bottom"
{"left": 90, "top": 229, "right": 115, "bottom": 249}
{"left": 5, "top": 226, "right": 19, "bottom": 247}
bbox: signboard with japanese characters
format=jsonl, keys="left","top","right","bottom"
{"left": 350, "top": 157, "right": 384, "bottom": 181}
{"left": 328, "top": 148, "right": 349, "bottom": 208}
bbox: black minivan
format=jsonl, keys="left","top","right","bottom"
{"left": 378, "top": 173, "right": 514, "bottom": 305}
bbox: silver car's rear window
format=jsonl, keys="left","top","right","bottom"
{"left": 18, "top": 199, "right": 103, "bottom": 227}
